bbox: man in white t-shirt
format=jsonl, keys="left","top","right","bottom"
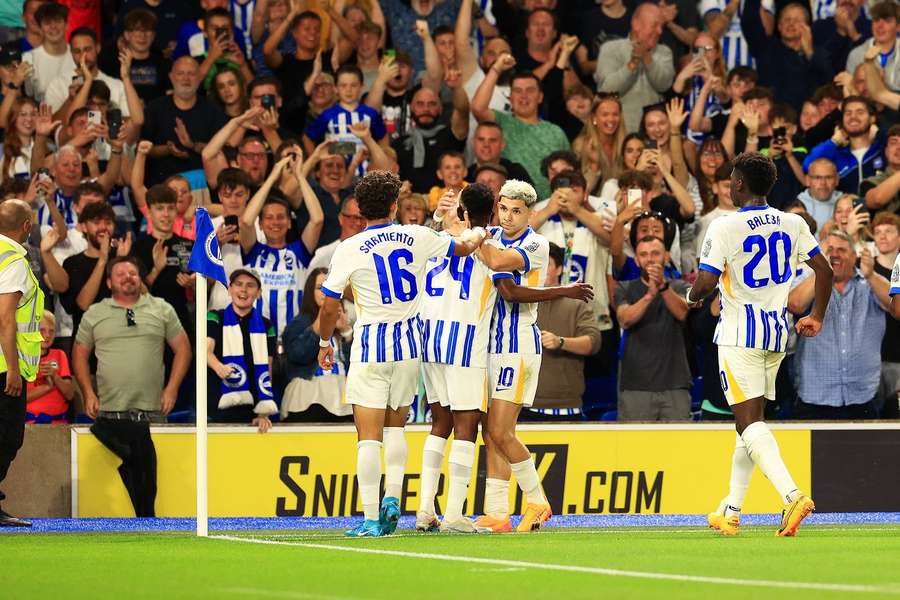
{"left": 22, "top": 2, "right": 74, "bottom": 102}
{"left": 43, "top": 27, "right": 131, "bottom": 121}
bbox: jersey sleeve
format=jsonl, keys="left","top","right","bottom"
{"left": 414, "top": 225, "right": 455, "bottom": 260}
{"left": 698, "top": 218, "right": 727, "bottom": 275}
{"left": 795, "top": 216, "right": 821, "bottom": 262}
{"left": 519, "top": 234, "right": 549, "bottom": 276}
{"left": 320, "top": 242, "right": 353, "bottom": 299}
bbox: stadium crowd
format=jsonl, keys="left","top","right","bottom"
{"left": 0, "top": 0, "right": 898, "bottom": 428}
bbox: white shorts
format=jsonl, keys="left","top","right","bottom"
{"left": 422, "top": 363, "right": 489, "bottom": 412}
{"left": 718, "top": 346, "right": 785, "bottom": 406}
{"left": 344, "top": 359, "right": 421, "bottom": 411}
{"left": 489, "top": 353, "right": 542, "bottom": 408}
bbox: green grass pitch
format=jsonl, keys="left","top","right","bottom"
{"left": 4, "top": 524, "right": 900, "bottom": 599}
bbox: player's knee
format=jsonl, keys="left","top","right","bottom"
{"left": 430, "top": 418, "right": 453, "bottom": 439}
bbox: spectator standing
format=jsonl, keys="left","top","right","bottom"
{"left": 846, "top": 1, "right": 899, "bottom": 93}
{"left": 466, "top": 122, "right": 532, "bottom": 186}
{"left": 524, "top": 242, "right": 601, "bottom": 422}
{"left": 0, "top": 200, "right": 45, "bottom": 527}
{"left": 615, "top": 235, "right": 691, "bottom": 421}
{"left": 812, "top": 0, "right": 871, "bottom": 73}
{"left": 594, "top": 3, "right": 675, "bottom": 134}
{"left": 803, "top": 96, "right": 886, "bottom": 195}
{"left": 862, "top": 124, "right": 900, "bottom": 215}
{"left": 133, "top": 185, "right": 194, "bottom": 331}
{"left": 472, "top": 59, "right": 569, "bottom": 199}
{"left": 700, "top": 0, "right": 774, "bottom": 71}
{"left": 22, "top": 2, "right": 73, "bottom": 102}
{"left": 25, "top": 310, "right": 74, "bottom": 423}
{"left": 74, "top": 256, "right": 191, "bottom": 517}
{"left": 206, "top": 268, "right": 277, "bottom": 430}
{"left": 281, "top": 267, "right": 352, "bottom": 422}
{"left": 798, "top": 158, "right": 842, "bottom": 232}
{"left": 379, "top": 0, "right": 461, "bottom": 74}
{"left": 872, "top": 213, "right": 900, "bottom": 419}
{"left": 101, "top": 9, "right": 172, "bottom": 103}
{"left": 141, "top": 57, "right": 228, "bottom": 185}
{"left": 789, "top": 230, "right": 891, "bottom": 419}
{"left": 740, "top": 0, "right": 831, "bottom": 111}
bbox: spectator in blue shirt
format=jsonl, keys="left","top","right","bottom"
{"left": 788, "top": 229, "right": 892, "bottom": 419}
{"left": 378, "top": 0, "right": 461, "bottom": 74}
{"left": 303, "top": 64, "right": 387, "bottom": 162}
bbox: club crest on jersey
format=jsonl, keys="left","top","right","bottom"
{"left": 223, "top": 364, "right": 247, "bottom": 389}
{"left": 568, "top": 255, "right": 587, "bottom": 283}
{"left": 524, "top": 241, "right": 539, "bottom": 253}
{"left": 702, "top": 238, "right": 712, "bottom": 258}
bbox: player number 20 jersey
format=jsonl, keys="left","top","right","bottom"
{"left": 698, "top": 205, "right": 820, "bottom": 353}
{"left": 321, "top": 223, "right": 454, "bottom": 363}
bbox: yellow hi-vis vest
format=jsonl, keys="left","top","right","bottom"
{"left": 0, "top": 240, "right": 44, "bottom": 382}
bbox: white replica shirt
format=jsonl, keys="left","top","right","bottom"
{"left": 486, "top": 226, "right": 549, "bottom": 356}
{"left": 322, "top": 223, "right": 454, "bottom": 363}
{"left": 698, "top": 205, "right": 820, "bottom": 353}
{"left": 890, "top": 253, "right": 900, "bottom": 298}
{"left": 699, "top": 0, "right": 774, "bottom": 70}
{"left": 420, "top": 233, "right": 496, "bottom": 369}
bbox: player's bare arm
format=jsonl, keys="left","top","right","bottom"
{"left": 476, "top": 240, "right": 526, "bottom": 272}
{"left": 494, "top": 277, "right": 593, "bottom": 304}
{"left": 316, "top": 295, "right": 342, "bottom": 369}
{"left": 795, "top": 252, "right": 833, "bottom": 337}
{"left": 685, "top": 269, "right": 720, "bottom": 306}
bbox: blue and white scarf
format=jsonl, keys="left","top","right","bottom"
{"left": 218, "top": 305, "right": 276, "bottom": 415}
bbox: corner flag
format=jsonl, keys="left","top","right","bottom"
{"left": 188, "top": 208, "right": 227, "bottom": 284}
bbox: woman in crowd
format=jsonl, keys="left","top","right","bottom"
{"left": 281, "top": 267, "right": 353, "bottom": 423}
{"left": 0, "top": 97, "right": 37, "bottom": 182}
{"left": 573, "top": 93, "right": 625, "bottom": 192}
{"left": 695, "top": 137, "right": 727, "bottom": 215}
{"left": 210, "top": 67, "right": 249, "bottom": 118}
{"left": 597, "top": 133, "right": 645, "bottom": 206}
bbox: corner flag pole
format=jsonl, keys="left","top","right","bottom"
{"left": 196, "top": 274, "right": 209, "bottom": 537}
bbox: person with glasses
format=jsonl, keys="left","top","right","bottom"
{"left": 101, "top": 8, "right": 171, "bottom": 104}
{"left": 73, "top": 255, "right": 191, "bottom": 517}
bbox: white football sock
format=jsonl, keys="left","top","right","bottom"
{"left": 725, "top": 432, "right": 753, "bottom": 517}
{"left": 418, "top": 434, "right": 447, "bottom": 515}
{"left": 741, "top": 421, "right": 799, "bottom": 504}
{"left": 444, "top": 440, "right": 476, "bottom": 521}
{"left": 383, "top": 427, "right": 408, "bottom": 499}
{"left": 484, "top": 477, "right": 510, "bottom": 518}
{"left": 356, "top": 440, "right": 382, "bottom": 521}
{"left": 510, "top": 458, "right": 546, "bottom": 505}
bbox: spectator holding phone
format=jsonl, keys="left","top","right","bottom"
{"left": 25, "top": 311, "right": 74, "bottom": 423}
{"left": 195, "top": 8, "right": 253, "bottom": 88}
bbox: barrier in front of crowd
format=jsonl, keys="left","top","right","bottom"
{"left": 71, "top": 423, "right": 900, "bottom": 518}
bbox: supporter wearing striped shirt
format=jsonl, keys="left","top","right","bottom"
{"left": 240, "top": 155, "right": 323, "bottom": 338}
{"left": 701, "top": 0, "right": 774, "bottom": 70}
{"left": 315, "top": 171, "right": 484, "bottom": 537}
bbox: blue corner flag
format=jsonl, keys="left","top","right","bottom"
{"left": 188, "top": 208, "right": 227, "bottom": 284}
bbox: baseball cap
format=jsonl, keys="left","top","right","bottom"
{"left": 229, "top": 268, "right": 262, "bottom": 287}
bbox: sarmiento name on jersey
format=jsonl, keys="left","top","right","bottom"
{"left": 358, "top": 230, "right": 415, "bottom": 253}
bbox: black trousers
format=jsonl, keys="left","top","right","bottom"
{"left": 794, "top": 399, "right": 877, "bottom": 420}
{"left": 90, "top": 417, "right": 158, "bottom": 517}
{"left": 0, "top": 373, "right": 26, "bottom": 505}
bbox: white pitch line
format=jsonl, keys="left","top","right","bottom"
{"left": 212, "top": 534, "right": 898, "bottom": 595}
{"left": 217, "top": 586, "right": 367, "bottom": 600}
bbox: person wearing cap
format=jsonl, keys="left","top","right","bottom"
{"left": 206, "top": 268, "right": 277, "bottom": 431}
{"left": 21, "top": 2, "right": 73, "bottom": 102}
{"left": 72, "top": 255, "right": 191, "bottom": 517}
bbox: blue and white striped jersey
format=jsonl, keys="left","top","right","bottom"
{"left": 321, "top": 223, "right": 455, "bottom": 364}
{"left": 229, "top": 0, "right": 256, "bottom": 58}
{"left": 420, "top": 243, "right": 496, "bottom": 369}
{"left": 698, "top": 205, "right": 820, "bottom": 353}
{"left": 243, "top": 241, "right": 312, "bottom": 337}
{"left": 699, "top": 0, "right": 774, "bottom": 70}
{"left": 36, "top": 190, "right": 75, "bottom": 229}
{"left": 487, "top": 226, "right": 549, "bottom": 356}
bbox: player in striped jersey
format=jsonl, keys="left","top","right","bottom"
{"left": 240, "top": 154, "right": 323, "bottom": 338}
{"left": 461, "top": 180, "right": 555, "bottom": 533}
{"left": 416, "top": 184, "right": 593, "bottom": 534}
{"left": 890, "top": 253, "right": 900, "bottom": 318}
{"left": 317, "top": 171, "right": 485, "bottom": 538}
{"left": 687, "top": 153, "right": 834, "bottom": 537}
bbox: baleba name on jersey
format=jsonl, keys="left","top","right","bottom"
{"left": 698, "top": 205, "right": 820, "bottom": 353}
{"left": 487, "top": 226, "right": 549, "bottom": 355}
{"left": 420, "top": 238, "right": 496, "bottom": 369}
{"left": 320, "top": 223, "right": 455, "bottom": 363}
